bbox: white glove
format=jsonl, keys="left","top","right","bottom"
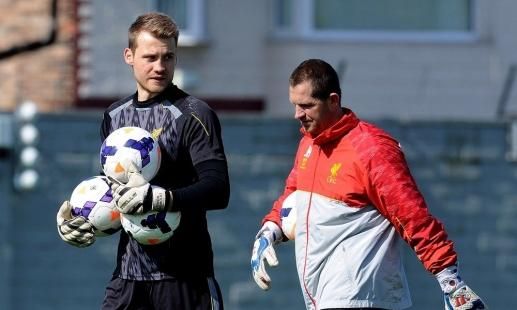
{"left": 251, "top": 221, "right": 283, "bottom": 290}
{"left": 56, "top": 201, "right": 95, "bottom": 248}
{"left": 436, "top": 265, "right": 488, "bottom": 310}
{"left": 110, "top": 173, "right": 170, "bottom": 215}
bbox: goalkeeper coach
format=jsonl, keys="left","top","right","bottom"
{"left": 56, "top": 12, "right": 229, "bottom": 309}
{"left": 251, "top": 59, "right": 487, "bottom": 310}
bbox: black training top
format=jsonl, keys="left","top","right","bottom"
{"left": 100, "top": 84, "right": 230, "bottom": 280}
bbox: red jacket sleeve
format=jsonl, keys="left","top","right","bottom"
{"left": 359, "top": 132, "right": 457, "bottom": 274}
{"left": 261, "top": 149, "right": 300, "bottom": 229}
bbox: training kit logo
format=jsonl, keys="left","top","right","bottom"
{"left": 327, "top": 163, "right": 342, "bottom": 184}
{"left": 300, "top": 145, "right": 312, "bottom": 169}
{"left": 151, "top": 128, "right": 163, "bottom": 140}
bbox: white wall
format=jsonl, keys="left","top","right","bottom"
{"left": 81, "top": 0, "right": 517, "bottom": 121}
{"left": 177, "top": 0, "right": 269, "bottom": 98}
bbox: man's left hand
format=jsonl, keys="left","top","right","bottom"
{"left": 110, "top": 173, "right": 170, "bottom": 214}
{"left": 445, "top": 285, "right": 487, "bottom": 310}
{"left": 436, "top": 265, "right": 488, "bottom": 310}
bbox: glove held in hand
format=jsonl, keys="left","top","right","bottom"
{"left": 111, "top": 173, "right": 172, "bottom": 214}
{"left": 56, "top": 201, "right": 95, "bottom": 248}
{"left": 250, "top": 221, "right": 283, "bottom": 290}
{"left": 436, "top": 265, "right": 488, "bottom": 310}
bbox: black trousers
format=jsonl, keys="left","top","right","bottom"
{"left": 102, "top": 276, "right": 224, "bottom": 310}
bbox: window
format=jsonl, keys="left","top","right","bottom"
{"left": 273, "top": 0, "right": 475, "bottom": 42}
{"left": 156, "top": 0, "right": 206, "bottom": 46}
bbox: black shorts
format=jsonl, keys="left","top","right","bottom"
{"left": 101, "top": 276, "right": 224, "bottom": 310}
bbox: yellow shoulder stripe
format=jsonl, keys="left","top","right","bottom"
{"left": 191, "top": 113, "right": 210, "bottom": 136}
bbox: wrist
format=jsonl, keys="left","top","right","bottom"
{"left": 257, "top": 221, "right": 283, "bottom": 244}
{"left": 436, "top": 265, "right": 465, "bottom": 293}
{"left": 151, "top": 186, "right": 173, "bottom": 212}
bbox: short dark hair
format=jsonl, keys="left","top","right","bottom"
{"left": 289, "top": 59, "right": 341, "bottom": 101}
{"left": 128, "top": 12, "right": 179, "bottom": 51}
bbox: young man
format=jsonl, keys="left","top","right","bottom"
{"left": 56, "top": 12, "right": 229, "bottom": 309}
{"left": 250, "top": 59, "right": 487, "bottom": 310}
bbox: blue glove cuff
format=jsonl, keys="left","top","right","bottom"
{"left": 436, "top": 265, "right": 465, "bottom": 294}
{"left": 255, "top": 221, "right": 283, "bottom": 244}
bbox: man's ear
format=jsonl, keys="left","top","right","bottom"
{"left": 329, "top": 93, "right": 341, "bottom": 108}
{"left": 124, "top": 48, "right": 134, "bottom": 66}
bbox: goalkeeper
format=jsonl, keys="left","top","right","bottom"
{"left": 56, "top": 12, "right": 229, "bottom": 310}
{"left": 251, "top": 59, "right": 487, "bottom": 310}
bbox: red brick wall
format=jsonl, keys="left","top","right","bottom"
{"left": 0, "top": 0, "right": 77, "bottom": 112}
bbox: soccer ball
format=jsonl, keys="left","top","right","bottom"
{"left": 280, "top": 191, "right": 298, "bottom": 240}
{"left": 100, "top": 126, "right": 161, "bottom": 184}
{"left": 69, "top": 176, "right": 121, "bottom": 236}
{"left": 121, "top": 211, "right": 181, "bottom": 245}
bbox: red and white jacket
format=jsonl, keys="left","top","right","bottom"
{"left": 263, "top": 109, "right": 457, "bottom": 310}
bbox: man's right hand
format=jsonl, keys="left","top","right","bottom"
{"left": 251, "top": 221, "right": 283, "bottom": 290}
{"left": 56, "top": 201, "right": 95, "bottom": 248}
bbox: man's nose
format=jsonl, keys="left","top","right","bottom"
{"left": 294, "top": 106, "right": 305, "bottom": 119}
{"left": 154, "top": 59, "right": 166, "bottom": 72}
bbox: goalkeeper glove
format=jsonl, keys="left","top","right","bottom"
{"left": 56, "top": 201, "right": 95, "bottom": 248}
{"left": 251, "top": 221, "right": 283, "bottom": 290}
{"left": 110, "top": 173, "right": 172, "bottom": 215}
{"left": 436, "top": 265, "right": 488, "bottom": 310}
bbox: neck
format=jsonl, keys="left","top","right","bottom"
{"left": 137, "top": 91, "right": 158, "bottom": 102}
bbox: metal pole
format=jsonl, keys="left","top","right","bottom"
{"left": 0, "top": 112, "right": 13, "bottom": 310}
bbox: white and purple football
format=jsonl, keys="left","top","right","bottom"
{"left": 100, "top": 126, "right": 161, "bottom": 184}
{"left": 280, "top": 191, "right": 297, "bottom": 240}
{"left": 121, "top": 210, "right": 181, "bottom": 245}
{"left": 69, "top": 176, "right": 121, "bottom": 236}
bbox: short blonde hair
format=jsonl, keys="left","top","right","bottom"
{"left": 128, "top": 12, "right": 179, "bottom": 51}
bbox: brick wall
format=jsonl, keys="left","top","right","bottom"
{"left": 0, "top": 0, "right": 77, "bottom": 112}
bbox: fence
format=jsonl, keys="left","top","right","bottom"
{"left": 0, "top": 112, "right": 514, "bottom": 309}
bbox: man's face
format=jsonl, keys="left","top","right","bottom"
{"left": 124, "top": 31, "right": 177, "bottom": 101}
{"left": 289, "top": 80, "right": 340, "bottom": 137}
